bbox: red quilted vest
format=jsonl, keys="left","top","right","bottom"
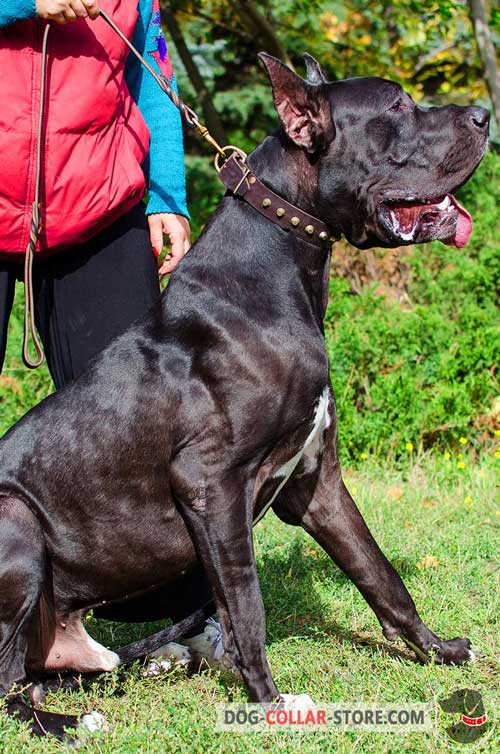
{"left": 0, "top": 0, "right": 150, "bottom": 261}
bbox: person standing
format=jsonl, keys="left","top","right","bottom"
{"left": 0, "top": 0, "right": 217, "bottom": 654}
{"left": 0, "top": 0, "right": 190, "bottom": 386}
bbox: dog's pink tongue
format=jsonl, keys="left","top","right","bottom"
{"left": 443, "top": 194, "right": 472, "bottom": 248}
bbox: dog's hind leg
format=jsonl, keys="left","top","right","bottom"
{"left": 272, "top": 392, "right": 472, "bottom": 665}
{"left": 0, "top": 493, "right": 46, "bottom": 698}
{"left": 0, "top": 493, "right": 108, "bottom": 740}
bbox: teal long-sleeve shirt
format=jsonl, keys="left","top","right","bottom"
{"left": 0, "top": 0, "right": 189, "bottom": 219}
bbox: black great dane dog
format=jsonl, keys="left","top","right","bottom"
{"left": 0, "top": 53, "right": 488, "bottom": 739}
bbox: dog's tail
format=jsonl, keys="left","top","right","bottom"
{"left": 115, "top": 600, "right": 215, "bottom": 664}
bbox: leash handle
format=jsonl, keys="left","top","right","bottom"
{"left": 98, "top": 8, "right": 226, "bottom": 157}
{"left": 22, "top": 23, "right": 50, "bottom": 369}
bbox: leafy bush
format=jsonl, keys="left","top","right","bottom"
{"left": 1, "top": 293, "right": 53, "bottom": 436}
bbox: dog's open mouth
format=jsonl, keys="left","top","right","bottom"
{"left": 378, "top": 194, "right": 472, "bottom": 247}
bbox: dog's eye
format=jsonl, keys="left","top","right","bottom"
{"left": 389, "top": 98, "right": 405, "bottom": 113}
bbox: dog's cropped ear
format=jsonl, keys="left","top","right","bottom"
{"left": 303, "top": 53, "right": 328, "bottom": 85}
{"left": 259, "top": 52, "right": 334, "bottom": 155}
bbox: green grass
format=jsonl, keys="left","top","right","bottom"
{"left": 0, "top": 287, "right": 53, "bottom": 437}
{"left": 0, "top": 453, "right": 498, "bottom": 753}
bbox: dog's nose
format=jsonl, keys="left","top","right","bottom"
{"left": 468, "top": 106, "right": 489, "bottom": 130}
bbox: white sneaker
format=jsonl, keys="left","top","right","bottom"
{"left": 279, "top": 693, "right": 316, "bottom": 712}
{"left": 183, "top": 617, "right": 232, "bottom": 671}
{"left": 142, "top": 641, "right": 192, "bottom": 677}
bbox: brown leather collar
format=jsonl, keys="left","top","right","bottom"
{"left": 217, "top": 154, "right": 340, "bottom": 247}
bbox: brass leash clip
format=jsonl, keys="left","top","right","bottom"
{"left": 214, "top": 145, "right": 248, "bottom": 173}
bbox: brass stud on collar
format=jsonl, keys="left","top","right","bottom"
{"left": 319, "top": 230, "right": 329, "bottom": 241}
{"left": 305, "top": 225, "right": 314, "bottom": 235}
{"left": 276, "top": 208, "right": 285, "bottom": 217}
{"left": 262, "top": 198, "right": 271, "bottom": 208}
{"left": 290, "top": 216, "right": 300, "bottom": 226}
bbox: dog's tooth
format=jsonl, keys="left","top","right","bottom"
{"left": 435, "top": 196, "right": 450, "bottom": 210}
{"left": 400, "top": 230, "right": 415, "bottom": 241}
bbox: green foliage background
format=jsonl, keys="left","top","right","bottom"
{"left": 174, "top": 0, "right": 500, "bottom": 160}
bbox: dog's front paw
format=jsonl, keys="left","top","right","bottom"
{"left": 403, "top": 634, "right": 475, "bottom": 665}
{"left": 278, "top": 693, "right": 316, "bottom": 713}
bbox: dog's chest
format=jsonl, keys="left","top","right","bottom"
{"left": 253, "top": 387, "right": 331, "bottom": 524}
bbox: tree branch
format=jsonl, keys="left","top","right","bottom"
{"left": 469, "top": 0, "right": 500, "bottom": 125}
{"left": 228, "top": 0, "right": 294, "bottom": 68}
{"left": 161, "top": 2, "right": 228, "bottom": 146}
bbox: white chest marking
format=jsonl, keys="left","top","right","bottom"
{"left": 253, "top": 387, "right": 331, "bottom": 526}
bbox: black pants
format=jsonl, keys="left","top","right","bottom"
{"left": 0, "top": 203, "right": 159, "bottom": 388}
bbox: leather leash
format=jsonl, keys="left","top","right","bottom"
{"left": 22, "top": 23, "right": 50, "bottom": 368}
{"left": 22, "top": 11, "right": 337, "bottom": 368}
{"left": 98, "top": 8, "right": 226, "bottom": 157}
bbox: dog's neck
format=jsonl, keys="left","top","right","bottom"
{"left": 247, "top": 133, "right": 324, "bottom": 221}
{"left": 165, "top": 133, "right": 335, "bottom": 332}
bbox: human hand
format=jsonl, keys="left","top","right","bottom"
{"left": 35, "top": 0, "right": 99, "bottom": 24}
{"left": 148, "top": 213, "right": 191, "bottom": 275}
